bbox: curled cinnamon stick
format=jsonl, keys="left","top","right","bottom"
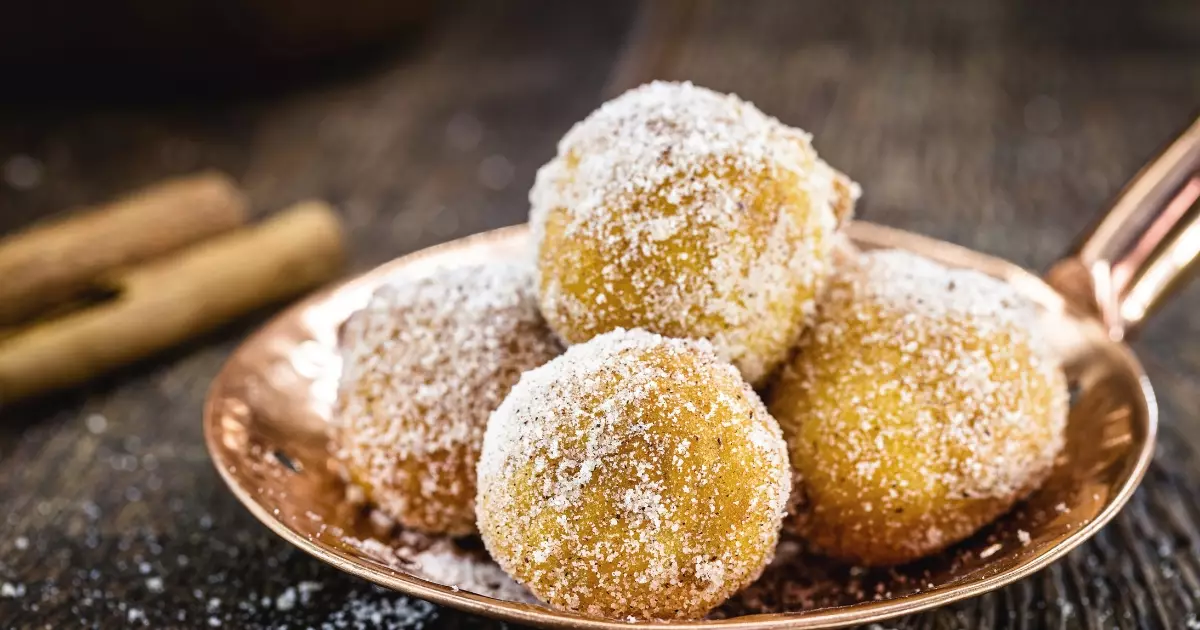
{"left": 0, "top": 171, "right": 247, "bottom": 326}
{"left": 0, "top": 201, "right": 345, "bottom": 404}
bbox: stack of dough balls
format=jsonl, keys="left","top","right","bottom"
{"left": 333, "top": 262, "right": 560, "bottom": 535}
{"left": 330, "top": 80, "right": 1071, "bottom": 622}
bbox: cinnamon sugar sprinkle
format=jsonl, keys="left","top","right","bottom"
{"left": 333, "top": 262, "right": 561, "bottom": 534}
{"left": 772, "top": 249, "right": 1069, "bottom": 563}
{"left": 530, "top": 81, "right": 858, "bottom": 384}
{"left": 825, "top": 249, "right": 1068, "bottom": 502}
{"left": 476, "top": 328, "right": 791, "bottom": 619}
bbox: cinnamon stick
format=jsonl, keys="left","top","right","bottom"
{"left": 0, "top": 201, "right": 345, "bottom": 404}
{"left": 0, "top": 171, "right": 247, "bottom": 326}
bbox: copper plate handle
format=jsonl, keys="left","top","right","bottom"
{"left": 1047, "top": 117, "right": 1200, "bottom": 341}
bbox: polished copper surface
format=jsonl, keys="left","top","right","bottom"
{"left": 1046, "top": 117, "right": 1200, "bottom": 340}
{"left": 204, "top": 220, "right": 1158, "bottom": 629}
{"left": 204, "top": 114, "right": 1200, "bottom": 630}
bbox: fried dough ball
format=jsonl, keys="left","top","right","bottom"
{"left": 768, "top": 250, "right": 1069, "bottom": 566}
{"left": 531, "top": 81, "right": 859, "bottom": 386}
{"left": 333, "top": 262, "right": 560, "bottom": 536}
{"left": 476, "top": 328, "right": 791, "bottom": 620}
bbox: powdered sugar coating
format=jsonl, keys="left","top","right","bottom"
{"left": 476, "top": 328, "right": 792, "bottom": 620}
{"left": 531, "top": 81, "right": 858, "bottom": 385}
{"left": 333, "top": 262, "right": 561, "bottom": 535}
{"left": 851, "top": 250, "right": 1045, "bottom": 340}
{"left": 769, "top": 249, "right": 1069, "bottom": 565}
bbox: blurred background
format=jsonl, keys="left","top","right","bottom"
{"left": 2, "top": 1, "right": 1199, "bottom": 627}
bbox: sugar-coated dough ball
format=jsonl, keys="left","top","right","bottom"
{"left": 531, "top": 81, "right": 858, "bottom": 386}
{"left": 476, "top": 328, "right": 791, "bottom": 620}
{"left": 333, "top": 263, "right": 561, "bottom": 535}
{"left": 768, "top": 250, "right": 1069, "bottom": 566}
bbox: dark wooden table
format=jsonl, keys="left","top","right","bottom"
{"left": 3, "top": 2, "right": 1200, "bottom": 628}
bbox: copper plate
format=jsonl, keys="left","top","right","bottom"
{"left": 205, "top": 119, "right": 1200, "bottom": 628}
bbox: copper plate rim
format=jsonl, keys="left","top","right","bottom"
{"left": 204, "top": 221, "right": 1158, "bottom": 630}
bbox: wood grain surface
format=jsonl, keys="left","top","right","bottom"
{"left": 2, "top": 1, "right": 1199, "bottom": 628}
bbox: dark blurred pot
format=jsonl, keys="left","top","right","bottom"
{"left": 1, "top": 0, "right": 436, "bottom": 97}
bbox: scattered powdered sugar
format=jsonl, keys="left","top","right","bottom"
{"left": 275, "top": 587, "right": 296, "bottom": 611}
{"left": 530, "top": 81, "right": 858, "bottom": 384}
{"left": 772, "top": 249, "right": 1069, "bottom": 564}
{"left": 476, "top": 328, "right": 792, "bottom": 619}
{"left": 274, "top": 581, "right": 323, "bottom": 612}
{"left": 979, "top": 543, "right": 1003, "bottom": 559}
{"left": 411, "top": 545, "right": 534, "bottom": 602}
{"left": 317, "top": 590, "right": 436, "bottom": 630}
{"left": 333, "top": 262, "right": 561, "bottom": 534}
{"left": 346, "top": 535, "right": 535, "bottom": 603}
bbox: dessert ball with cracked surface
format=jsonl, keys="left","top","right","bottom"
{"left": 476, "top": 328, "right": 791, "bottom": 620}
{"left": 768, "top": 250, "right": 1069, "bottom": 566}
{"left": 333, "top": 262, "right": 561, "bottom": 536}
{"left": 531, "top": 81, "right": 859, "bottom": 386}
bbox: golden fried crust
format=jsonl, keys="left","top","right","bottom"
{"left": 768, "top": 251, "right": 1068, "bottom": 566}
{"left": 476, "top": 329, "right": 791, "bottom": 620}
{"left": 334, "top": 263, "right": 560, "bottom": 535}
{"left": 531, "top": 81, "right": 856, "bottom": 386}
